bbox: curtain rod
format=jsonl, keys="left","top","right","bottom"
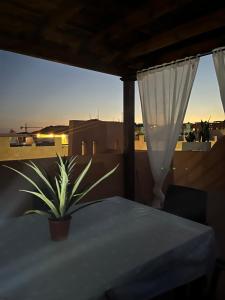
{"left": 137, "top": 46, "right": 225, "bottom": 74}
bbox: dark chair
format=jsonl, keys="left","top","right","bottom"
{"left": 163, "top": 184, "right": 207, "bottom": 224}
{"left": 163, "top": 184, "right": 225, "bottom": 299}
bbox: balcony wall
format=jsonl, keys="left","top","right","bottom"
{"left": 135, "top": 136, "right": 225, "bottom": 203}
{"left": 0, "top": 154, "right": 123, "bottom": 217}
{"left": 2, "top": 137, "right": 225, "bottom": 216}
{"left": 0, "top": 137, "right": 68, "bottom": 161}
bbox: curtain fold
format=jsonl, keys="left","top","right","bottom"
{"left": 212, "top": 48, "right": 225, "bottom": 113}
{"left": 137, "top": 57, "right": 199, "bottom": 208}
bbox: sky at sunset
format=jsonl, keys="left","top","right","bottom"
{"left": 0, "top": 50, "right": 224, "bottom": 133}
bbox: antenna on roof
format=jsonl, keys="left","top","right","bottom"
{"left": 20, "top": 123, "right": 42, "bottom": 133}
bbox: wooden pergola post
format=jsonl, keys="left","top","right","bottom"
{"left": 121, "top": 77, "right": 135, "bottom": 200}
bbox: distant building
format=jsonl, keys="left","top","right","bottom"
{"left": 0, "top": 133, "right": 68, "bottom": 161}
{"left": 33, "top": 125, "right": 69, "bottom": 145}
{"left": 135, "top": 123, "right": 144, "bottom": 134}
{"left": 210, "top": 120, "right": 225, "bottom": 130}
{"left": 183, "top": 122, "right": 192, "bottom": 135}
{"left": 69, "top": 119, "right": 123, "bottom": 156}
{"left": 135, "top": 134, "right": 147, "bottom": 150}
{"left": 33, "top": 125, "right": 69, "bottom": 135}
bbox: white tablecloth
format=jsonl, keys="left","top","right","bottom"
{"left": 0, "top": 197, "right": 215, "bottom": 300}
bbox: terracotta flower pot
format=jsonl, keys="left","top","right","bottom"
{"left": 48, "top": 215, "right": 71, "bottom": 241}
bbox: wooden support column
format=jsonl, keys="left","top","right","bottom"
{"left": 121, "top": 77, "right": 135, "bottom": 200}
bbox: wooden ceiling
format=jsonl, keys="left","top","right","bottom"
{"left": 1, "top": 0, "right": 225, "bottom": 78}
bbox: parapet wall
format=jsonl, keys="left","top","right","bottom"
{"left": 135, "top": 137, "right": 225, "bottom": 204}
{"left": 0, "top": 137, "right": 68, "bottom": 161}
{"left": 0, "top": 154, "right": 123, "bottom": 217}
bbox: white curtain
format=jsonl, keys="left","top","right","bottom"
{"left": 137, "top": 57, "right": 199, "bottom": 208}
{"left": 212, "top": 48, "right": 225, "bottom": 113}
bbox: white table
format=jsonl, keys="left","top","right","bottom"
{"left": 0, "top": 197, "right": 215, "bottom": 300}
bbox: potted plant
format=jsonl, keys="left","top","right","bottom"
{"left": 4, "top": 155, "right": 119, "bottom": 241}
{"left": 198, "top": 120, "right": 210, "bottom": 142}
{"left": 185, "top": 131, "right": 196, "bottom": 142}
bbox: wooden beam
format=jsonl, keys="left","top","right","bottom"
{"left": 40, "top": 0, "right": 94, "bottom": 50}
{"left": 42, "top": 0, "right": 86, "bottom": 39}
{"left": 89, "top": 0, "right": 193, "bottom": 52}
{"left": 128, "top": 28, "right": 225, "bottom": 72}
{"left": 0, "top": 32, "right": 124, "bottom": 76}
{"left": 121, "top": 77, "right": 135, "bottom": 200}
{"left": 111, "top": 8, "right": 225, "bottom": 64}
{"left": 0, "top": 1, "right": 40, "bottom": 20}
{"left": 41, "top": 30, "right": 82, "bottom": 50}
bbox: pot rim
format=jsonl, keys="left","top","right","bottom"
{"left": 48, "top": 215, "right": 72, "bottom": 222}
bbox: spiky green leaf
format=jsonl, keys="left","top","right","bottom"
{"left": 24, "top": 210, "right": 50, "bottom": 217}
{"left": 25, "top": 161, "right": 55, "bottom": 195}
{"left": 68, "top": 156, "right": 78, "bottom": 172}
{"left": 55, "top": 176, "right": 61, "bottom": 200}
{"left": 4, "top": 165, "right": 56, "bottom": 205}
{"left": 58, "top": 164, "right": 69, "bottom": 216}
{"left": 69, "top": 158, "right": 92, "bottom": 202}
{"left": 74, "top": 164, "right": 119, "bottom": 204}
{"left": 20, "top": 190, "right": 60, "bottom": 218}
{"left": 69, "top": 199, "right": 103, "bottom": 215}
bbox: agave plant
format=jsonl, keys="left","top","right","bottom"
{"left": 4, "top": 155, "right": 119, "bottom": 219}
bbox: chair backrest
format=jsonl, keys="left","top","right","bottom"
{"left": 163, "top": 184, "right": 207, "bottom": 224}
